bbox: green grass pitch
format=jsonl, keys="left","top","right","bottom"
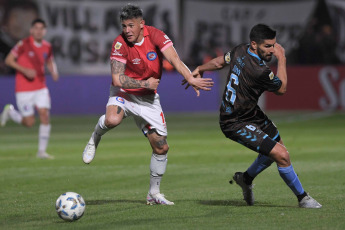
{"left": 0, "top": 112, "right": 344, "bottom": 229}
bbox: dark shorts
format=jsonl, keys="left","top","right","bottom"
{"left": 220, "top": 119, "right": 280, "bottom": 155}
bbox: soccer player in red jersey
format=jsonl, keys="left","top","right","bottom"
{"left": 82, "top": 4, "right": 214, "bottom": 205}
{"left": 1, "top": 19, "right": 59, "bottom": 159}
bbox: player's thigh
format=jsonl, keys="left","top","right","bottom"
{"left": 16, "top": 91, "right": 35, "bottom": 117}
{"left": 223, "top": 122, "right": 277, "bottom": 155}
{"left": 34, "top": 88, "right": 51, "bottom": 111}
{"left": 147, "top": 130, "right": 169, "bottom": 154}
{"left": 104, "top": 105, "right": 124, "bottom": 127}
{"left": 135, "top": 93, "right": 167, "bottom": 136}
{"left": 261, "top": 119, "right": 281, "bottom": 142}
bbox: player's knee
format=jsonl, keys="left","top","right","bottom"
{"left": 277, "top": 147, "right": 291, "bottom": 167}
{"left": 104, "top": 115, "right": 122, "bottom": 128}
{"left": 23, "top": 119, "right": 35, "bottom": 127}
{"left": 154, "top": 144, "right": 169, "bottom": 155}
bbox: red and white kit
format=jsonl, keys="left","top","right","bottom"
{"left": 107, "top": 25, "right": 173, "bottom": 135}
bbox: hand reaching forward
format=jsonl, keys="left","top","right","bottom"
{"left": 182, "top": 67, "right": 214, "bottom": 96}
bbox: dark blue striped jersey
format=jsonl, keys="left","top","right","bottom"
{"left": 220, "top": 43, "right": 282, "bottom": 123}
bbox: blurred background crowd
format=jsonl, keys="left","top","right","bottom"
{"left": 0, "top": 0, "right": 344, "bottom": 76}
{"left": 0, "top": 0, "right": 344, "bottom": 113}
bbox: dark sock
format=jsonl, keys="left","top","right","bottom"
{"left": 297, "top": 192, "right": 308, "bottom": 202}
{"left": 243, "top": 171, "right": 254, "bottom": 185}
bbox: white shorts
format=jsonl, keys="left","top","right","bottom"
{"left": 107, "top": 86, "right": 168, "bottom": 136}
{"left": 15, "top": 88, "right": 51, "bottom": 117}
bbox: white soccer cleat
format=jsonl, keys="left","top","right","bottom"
{"left": 299, "top": 194, "right": 322, "bottom": 208}
{"left": 37, "top": 151, "right": 54, "bottom": 159}
{"left": 82, "top": 134, "right": 97, "bottom": 164}
{"left": 233, "top": 172, "right": 255, "bottom": 206}
{"left": 1, "top": 104, "right": 13, "bottom": 127}
{"left": 146, "top": 192, "right": 174, "bottom": 205}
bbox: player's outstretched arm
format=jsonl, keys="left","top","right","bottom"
{"left": 5, "top": 52, "right": 36, "bottom": 79}
{"left": 273, "top": 43, "right": 287, "bottom": 95}
{"left": 111, "top": 59, "right": 159, "bottom": 90}
{"left": 183, "top": 55, "right": 226, "bottom": 91}
{"left": 162, "top": 46, "right": 214, "bottom": 97}
{"left": 195, "top": 55, "right": 226, "bottom": 75}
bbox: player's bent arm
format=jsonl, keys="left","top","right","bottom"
{"left": 47, "top": 58, "right": 59, "bottom": 82}
{"left": 4, "top": 52, "right": 35, "bottom": 79}
{"left": 111, "top": 59, "right": 158, "bottom": 90}
{"left": 274, "top": 56, "right": 287, "bottom": 95}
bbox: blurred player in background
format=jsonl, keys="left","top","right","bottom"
{"left": 82, "top": 4, "right": 214, "bottom": 205}
{"left": 1, "top": 18, "right": 59, "bottom": 159}
{"left": 190, "top": 24, "right": 322, "bottom": 208}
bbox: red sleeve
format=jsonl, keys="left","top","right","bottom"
{"left": 47, "top": 44, "right": 54, "bottom": 61}
{"left": 148, "top": 26, "right": 173, "bottom": 52}
{"left": 110, "top": 36, "right": 128, "bottom": 64}
{"left": 11, "top": 40, "right": 24, "bottom": 58}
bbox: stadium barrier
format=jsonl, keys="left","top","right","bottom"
{"left": 0, "top": 72, "right": 220, "bottom": 114}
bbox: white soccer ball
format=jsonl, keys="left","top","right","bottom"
{"left": 55, "top": 192, "right": 86, "bottom": 221}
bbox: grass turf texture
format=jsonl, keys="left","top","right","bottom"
{"left": 0, "top": 112, "right": 344, "bottom": 230}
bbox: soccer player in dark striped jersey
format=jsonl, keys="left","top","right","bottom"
{"left": 191, "top": 24, "right": 321, "bottom": 208}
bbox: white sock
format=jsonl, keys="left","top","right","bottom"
{"left": 38, "top": 124, "right": 51, "bottom": 153}
{"left": 9, "top": 108, "right": 22, "bottom": 124}
{"left": 91, "top": 115, "right": 110, "bottom": 147}
{"left": 149, "top": 153, "right": 168, "bottom": 195}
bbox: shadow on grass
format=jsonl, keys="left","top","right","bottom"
{"left": 199, "top": 199, "right": 293, "bottom": 208}
{"left": 86, "top": 199, "right": 293, "bottom": 208}
{"left": 86, "top": 200, "right": 144, "bottom": 205}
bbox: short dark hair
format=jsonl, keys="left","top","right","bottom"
{"left": 249, "top": 24, "right": 276, "bottom": 44}
{"left": 31, "top": 18, "right": 46, "bottom": 27}
{"left": 119, "top": 4, "right": 143, "bottom": 21}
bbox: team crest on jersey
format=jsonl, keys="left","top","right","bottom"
{"left": 147, "top": 51, "right": 157, "bottom": 61}
{"left": 115, "top": 96, "right": 125, "bottom": 104}
{"left": 43, "top": 52, "right": 48, "bottom": 59}
{"left": 269, "top": 71, "right": 274, "bottom": 80}
{"left": 114, "top": 42, "right": 122, "bottom": 50}
{"left": 225, "top": 52, "right": 231, "bottom": 64}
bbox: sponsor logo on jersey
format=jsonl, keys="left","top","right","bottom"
{"left": 147, "top": 51, "right": 157, "bottom": 61}
{"left": 225, "top": 52, "right": 231, "bottom": 64}
{"left": 114, "top": 42, "right": 122, "bottom": 50}
{"left": 112, "top": 50, "right": 123, "bottom": 56}
{"left": 132, "top": 58, "right": 141, "bottom": 64}
{"left": 28, "top": 51, "right": 35, "bottom": 57}
{"left": 269, "top": 71, "right": 274, "bottom": 80}
{"left": 115, "top": 96, "right": 125, "bottom": 104}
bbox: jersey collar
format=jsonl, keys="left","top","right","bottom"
{"left": 247, "top": 46, "right": 261, "bottom": 61}
{"left": 134, "top": 26, "right": 149, "bottom": 46}
{"left": 29, "top": 36, "right": 43, "bottom": 47}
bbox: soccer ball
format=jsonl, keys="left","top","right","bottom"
{"left": 55, "top": 192, "right": 86, "bottom": 221}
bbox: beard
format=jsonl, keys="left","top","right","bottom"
{"left": 257, "top": 48, "right": 273, "bottom": 62}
